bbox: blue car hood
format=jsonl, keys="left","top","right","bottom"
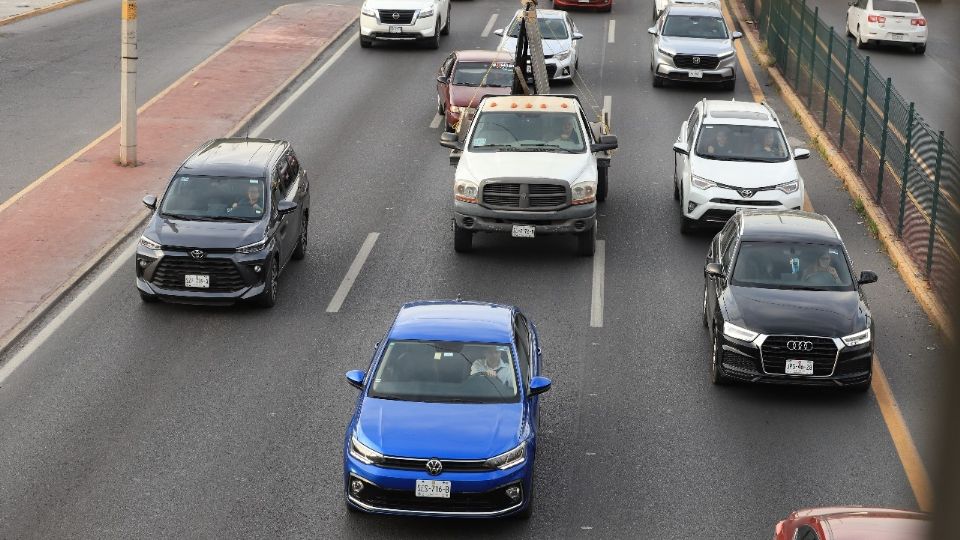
{"left": 356, "top": 398, "right": 524, "bottom": 459}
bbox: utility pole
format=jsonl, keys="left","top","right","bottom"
{"left": 120, "top": 0, "right": 138, "bottom": 166}
{"left": 511, "top": 0, "right": 549, "bottom": 96}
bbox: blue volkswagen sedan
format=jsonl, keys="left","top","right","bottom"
{"left": 343, "top": 300, "right": 551, "bottom": 518}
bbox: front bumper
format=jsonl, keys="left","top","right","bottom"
{"left": 554, "top": 0, "right": 612, "bottom": 10}
{"left": 684, "top": 184, "right": 804, "bottom": 224}
{"left": 716, "top": 333, "right": 873, "bottom": 387}
{"left": 652, "top": 50, "right": 737, "bottom": 83}
{"left": 360, "top": 12, "right": 438, "bottom": 41}
{"left": 455, "top": 200, "right": 596, "bottom": 236}
{"left": 135, "top": 245, "right": 271, "bottom": 304}
{"left": 863, "top": 25, "right": 926, "bottom": 45}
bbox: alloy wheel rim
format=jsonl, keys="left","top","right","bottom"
{"left": 270, "top": 264, "right": 278, "bottom": 301}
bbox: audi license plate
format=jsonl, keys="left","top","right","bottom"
{"left": 389, "top": 25, "right": 402, "bottom": 34}
{"left": 184, "top": 274, "right": 210, "bottom": 288}
{"left": 512, "top": 225, "right": 536, "bottom": 238}
{"left": 415, "top": 479, "right": 451, "bottom": 498}
{"left": 689, "top": 70, "right": 703, "bottom": 79}
{"left": 785, "top": 359, "right": 814, "bottom": 375}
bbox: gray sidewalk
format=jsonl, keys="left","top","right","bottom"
{"left": 0, "top": 0, "right": 80, "bottom": 22}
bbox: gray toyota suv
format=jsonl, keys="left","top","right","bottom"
{"left": 648, "top": 4, "right": 742, "bottom": 89}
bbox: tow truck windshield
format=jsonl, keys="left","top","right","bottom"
{"left": 468, "top": 111, "right": 586, "bottom": 153}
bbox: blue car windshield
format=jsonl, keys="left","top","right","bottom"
{"left": 160, "top": 176, "right": 265, "bottom": 222}
{"left": 368, "top": 340, "right": 520, "bottom": 403}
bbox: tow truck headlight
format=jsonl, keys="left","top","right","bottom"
{"left": 777, "top": 179, "right": 800, "bottom": 194}
{"left": 691, "top": 175, "right": 716, "bottom": 190}
{"left": 418, "top": 6, "right": 435, "bottom": 18}
{"left": 360, "top": 3, "right": 375, "bottom": 17}
{"left": 842, "top": 328, "right": 871, "bottom": 347}
{"left": 554, "top": 50, "right": 571, "bottom": 61}
{"left": 571, "top": 180, "right": 597, "bottom": 205}
{"left": 455, "top": 179, "right": 479, "bottom": 203}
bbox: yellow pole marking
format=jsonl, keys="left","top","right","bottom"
{"left": 719, "top": 2, "right": 764, "bottom": 103}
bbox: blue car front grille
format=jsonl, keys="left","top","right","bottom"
{"left": 380, "top": 456, "right": 488, "bottom": 472}
{"left": 354, "top": 482, "right": 517, "bottom": 513}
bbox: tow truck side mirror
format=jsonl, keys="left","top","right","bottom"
{"left": 493, "top": 28, "right": 504, "bottom": 37}
{"left": 591, "top": 134, "right": 618, "bottom": 153}
{"left": 673, "top": 141, "right": 689, "bottom": 155}
{"left": 440, "top": 131, "right": 462, "bottom": 150}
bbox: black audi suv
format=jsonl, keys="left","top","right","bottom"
{"left": 702, "top": 210, "right": 878, "bottom": 391}
{"left": 136, "top": 138, "right": 310, "bottom": 307}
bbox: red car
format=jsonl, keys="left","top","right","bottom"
{"left": 775, "top": 507, "right": 929, "bottom": 540}
{"left": 553, "top": 0, "right": 613, "bottom": 12}
{"left": 436, "top": 50, "right": 514, "bottom": 132}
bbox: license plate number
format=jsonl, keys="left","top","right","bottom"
{"left": 415, "top": 479, "right": 451, "bottom": 498}
{"left": 688, "top": 70, "right": 703, "bottom": 79}
{"left": 184, "top": 274, "right": 209, "bottom": 288}
{"left": 389, "top": 25, "right": 402, "bottom": 34}
{"left": 785, "top": 359, "right": 814, "bottom": 375}
{"left": 890, "top": 33, "right": 904, "bottom": 40}
{"left": 511, "top": 225, "right": 536, "bottom": 238}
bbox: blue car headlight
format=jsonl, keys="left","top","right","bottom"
{"left": 484, "top": 442, "right": 526, "bottom": 470}
{"left": 349, "top": 436, "right": 384, "bottom": 465}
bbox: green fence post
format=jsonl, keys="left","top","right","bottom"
{"left": 795, "top": 0, "right": 806, "bottom": 88}
{"left": 763, "top": 0, "right": 772, "bottom": 40}
{"left": 876, "top": 77, "right": 892, "bottom": 201}
{"left": 783, "top": 0, "right": 794, "bottom": 69}
{"left": 856, "top": 56, "right": 871, "bottom": 174}
{"left": 897, "top": 102, "right": 915, "bottom": 237}
{"left": 822, "top": 29, "right": 834, "bottom": 128}
{"left": 839, "top": 39, "right": 853, "bottom": 149}
{"left": 807, "top": 7, "right": 818, "bottom": 106}
{"left": 925, "top": 131, "right": 945, "bottom": 276}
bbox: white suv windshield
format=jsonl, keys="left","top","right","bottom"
{"left": 662, "top": 14, "right": 729, "bottom": 39}
{"left": 469, "top": 111, "right": 586, "bottom": 153}
{"left": 695, "top": 124, "right": 790, "bottom": 162}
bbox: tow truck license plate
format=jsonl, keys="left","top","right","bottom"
{"left": 785, "top": 359, "right": 814, "bottom": 375}
{"left": 688, "top": 70, "right": 703, "bottom": 79}
{"left": 389, "top": 25, "right": 402, "bottom": 34}
{"left": 512, "top": 225, "right": 536, "bottom": 238}
{"left": 415, "top": 480, "right": 451, "bottom": 498}
{"left": 185, "top": 274, "right": 210, "bottom": 288}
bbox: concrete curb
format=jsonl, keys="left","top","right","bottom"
{"left": 727, "top": 0, "right": 954, "bottom": 345}
{"left": 0, "top": 6, "right": 358, "bottom": 358}
{"left": 0, "top": 0, "right": 88, "bottom": 27}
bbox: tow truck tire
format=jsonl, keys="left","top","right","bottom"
{"left": 576, "top": 227, "right": 596, "bottom": 257}
{"left": 359, "top": 35, "right": 372, "bottom": 48}
{"left": 441, "top": 8, "right": 450, "bottom": 36}
{"left": 597, "top": 168, "right": 609, "bottom": 202}
{"left": 454, "top": 225, "right": 473, "bottom": 253}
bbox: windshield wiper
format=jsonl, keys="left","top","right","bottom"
{"left": 217, "top": 215, "right": 259, "bottom": 222}
{"left": 518, "top": 143, "right": 578, "bottom": 153}
{"left": 161, "top": 212, "right": 215, "bottom": 221}
{"left": 472, "top": 144, "right": 516, "bottom": 151}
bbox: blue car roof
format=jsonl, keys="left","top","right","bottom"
{"left": 389, "top": 301, "right": 515, "bottom": 344}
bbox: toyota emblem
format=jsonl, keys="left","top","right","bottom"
{"left": 392, "top": 11, "right": 400, "bottom": 20}
{"left": 425, "top": 458, "right": 443, "bottom": 476}
{"left": 738, "top": 189, "right": 755, "bottom": 198}
{"left": 786, "top": 340, "right": 813, "bottom": 352}
{"left": 692, "top": 56, "right": 701, "bottom": 65}
{"left": 190, "top": 250, "right": 205, "bottom": 260}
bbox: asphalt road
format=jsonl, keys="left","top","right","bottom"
{"left": 0, "top": 0, "right": 946, "bottom": 537}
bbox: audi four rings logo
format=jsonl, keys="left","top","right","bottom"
{"left": 190, "top": 250, "right": 205, "bottom": 260}
{"left": 787, "top": 340, "right": 814, "bottom": 351}
{"left": 692, "top": 56, "right": 701, "bottom": 65}
{"left": 425, "top": 458, "right": 443, "bottom": 476}
{"left": 392, "top": 11, "right": 400, "bottom": 19}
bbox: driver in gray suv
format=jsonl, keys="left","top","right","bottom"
{"left": 648, "top": 4, "right": 742, "bottom": 89}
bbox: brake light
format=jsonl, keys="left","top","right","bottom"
{"left": 911, "top": 18, "right": 926, "bottom": 26}
{"left": 867, "top": 14, "right": 886, "bottom": 23}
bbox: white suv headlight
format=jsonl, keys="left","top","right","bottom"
{"left": 360, "top": 3, "right": 376, "bottom": 17}
{"left": 455, "top": 179, "right": 479, "bottom": 203}
{"left": 691, "top": 175, "right": 717, "bottom": 190}
{"left": 484, "top": 442, "right": 526, "bottom": 470}
{"left": 842, "top": 328, "right": 871, "bottom": 347}
{"left": 554, "top": 50, "right": 571, "bottom": 61}
{"left": 777, "top": 179, "right": 800, "bottom": 194}
{"left": 571, "top": 179, "right": 597, "bottom": 205}
{"left": 723, "top": 322, "right": 759, "bottom": 343}
{"left": 657, "top": 46, "right": 676, "bottom": 58}
{"left": 418, "top": 5, "right": 435, "bottom": 18}
{"left": 349, "top": 436, "right": 385, "bottom": 465}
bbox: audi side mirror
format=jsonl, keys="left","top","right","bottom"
{"left": 529, "top": 376, "right": 552, "bottom": 396}
{"left": 731, "top": 31, "right": 743, "bottom": 40}
{"left": 705, "top": 262, "right": 725, "bottom": 278}
{"left": 440, "top": 131, "right": 462, "bottom": 150}
{"left": 493, "top": 28, "right": 504, "bottom": 37}
{"left": 858, "top": 271, "right": 878, "bottom": 285}
{"left": 277, "top": 200, "right": 298, "bottom": 215}
{"left": 673, "top": 141, "right": 689, "bottom": 155}
{"left": 793, "top": 148, "right": 811, "bottom": 160}
{"left": 142, "top": 194, "right": 157, "bottom": 210}
{"left": 346, "top": 370, "right": 365, "bottom": 389}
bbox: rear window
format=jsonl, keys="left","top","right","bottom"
{"left": 873, "top": 0, "right": 919, "bottom": 13}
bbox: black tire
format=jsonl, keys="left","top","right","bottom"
{"left": 454, "top": 225, "right": 473, "bottom": 253}
{"left": 710, "top": 325, "right": 731, "bottom": 385}
{"left": 576, "top": 227, "right": 596, "bottom": 257}
{"left": 292, "top": 215, "right": 308, "bottom": 260}
{"left": 256, "top": 258, "right": 279, "bottom": 308}
{"left": 597, "top": 167, "right": 609, "bottom": 202}
{"left": 440, "top": 8, "right": 450, "bottom": 36}
{"left": 701, "top": 282, "right": 709, "bottom": 328}
{"left": 139, "top": 290, "right": 158, "bottom": 303}
{"left": 721, "top": 79, "right": 736, "bottom": 91}
{"left": 652, "top": 75, "right": 664, "bottom": 88}
{"left": 438, "top": 97, "right": 444, "bottom": 116}
{"left": 848, "top": 377, "right": 872, "bottom": 393}
{"left": 855, "top": 27, "right": 868, "bottom": 49}
{"left": 914, "top": 43, "right": 926, "bottom": 54}
{"left": 680, "top": 215, "right": 696, "bottom": 234}
{"left": 359, "top": 35, "right": 372, "bottom": 48}
{"left": 427, "top": 22, "right": 441, "bottom": 49}
{"left": 673, "top": 174, "right": 680, "bottom": 201}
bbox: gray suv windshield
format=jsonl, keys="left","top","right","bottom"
{"left": 160, "top": 176, "right": 266, "bottom": 221}
{"left": 662, "top": 14, "right": 729, "bottom": 39}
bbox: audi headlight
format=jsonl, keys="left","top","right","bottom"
{"left": 455, "top": 179, "right": 479, "bottom": 203}
{"left": 139, "top": 235, "right": 162, "bottom": 250}
{"left": 571, "top": 180, "right": 597, "bottom": 205}
{"left": 691, "top": 175, "right": 717, "bottom": 190}
{"left": 554, "top": 50, "right": 571, "bottom": 61}
{"left": 777, "top": 179, "right": 800, "bottom": 194}
{"left": 418, "top": 6, "right": 435, "bottom": 18}
{"left": 842, "top": 328, "right": 871, "bottom": 347}
{"left": 349, "top": 436, "right": 384, "bottom": 465}
{"left": 236, "top": 238, "right": 268, "bottom": 254}
{"left": 360, "top": 3, "right": 376, "bottom": 17}
{"left": 723, "top": 321, "right": 759, "bottom": 343}
{"left": 657, "top": 47, "right": 676, "bottom": 58}
{"left": 484, "top": 442, "right": 526, "bottom": 470}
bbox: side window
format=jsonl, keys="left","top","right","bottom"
{"left": 858, "top": 0, "right": 869, "bottom": 8}
{"left": 796, "top": 526, "right": 821, "bottom": 540}
{"left": 719, "top": 219, "right": 739, "bottom": 268}
{"left": 687, "top": 108, "right": 701, "bottom": 149}
{"left": 443, "top": 54, "right": 455, "bottom": 77}
{"left": 513, "top": 313, "right": 532, "bottom": 386}
{"left": 287, "top": 150, "right": 300, "bottom": 181}
{"left": 275, "top": 154, "right": 293, "bottom": 196}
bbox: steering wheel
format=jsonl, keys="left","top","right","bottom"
{"left": 803, "top": 270, "right": 839, "bottom": 285}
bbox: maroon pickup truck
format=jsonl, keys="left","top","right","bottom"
{"left": 436, "top": 50, "right": 514, "bottom": 132}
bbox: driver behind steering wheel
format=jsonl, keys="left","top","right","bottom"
{"left": 470, "top": 348, "right": 512, "bottom": 387}
{"left": 801, "top": 250, "right": 841, "bottom": 284}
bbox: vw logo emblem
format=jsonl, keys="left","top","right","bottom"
{"left": 692, "top": 56, "right": 701, "bottom": 65}
{"left": 786, "top": 340, "right": 813, "bottom": 352}
{"left": 738, "top": 189, "right": 755, "bottom": 198}
{"left": 392, "top": 11, "right": 400, "bottom": 20}
{"left": 425, "top": 459, "right": 443, "bottom": 476}
{"left": 190, "top": 250, "right": 205, "bottom": 260}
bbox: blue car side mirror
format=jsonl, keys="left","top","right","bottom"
{"left": 529, "top": 376, "right": 552, "bottom": 396}
{"left": 346, "top": 370, "right": 365, "bottom": 389}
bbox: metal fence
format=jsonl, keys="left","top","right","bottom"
{"left": 741, "top": 0, "right": 957, "bottom": 311}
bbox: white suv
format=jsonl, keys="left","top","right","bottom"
{"left": 672, "top": 100, "right": 810, "bottom": 233}
{"left": 359, "top": 0, "right": 451, "bottom": 49}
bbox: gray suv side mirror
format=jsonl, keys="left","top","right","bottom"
{"left": 142, "top": 195, "right": 157, "bottom": 210}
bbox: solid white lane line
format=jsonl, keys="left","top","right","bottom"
{"left": 250, "top": 34, "right": 358, "bottom": 137}
{"left": 602, "top": 95, "right": 612, "bottom": 127}
{"left": 430, "top": 113, "right": 442, "bottom": 129}
{"left": 0, "top": 244, "right": 136, "bottom": 385}
{"left": 607, "top": 20, "right": 616, "bottom": 44}
{"left": 590, "top": 240, "right": 605, "bottom": 328}
{"left": 481, "top": 13, "right": 498, "bottom": 38}
{"left": 326, "top": 233, "right": 380, "bottom": 313}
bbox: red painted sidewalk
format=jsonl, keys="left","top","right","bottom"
{"left": 0, "top": 3, "right": 356, "bottom": 349}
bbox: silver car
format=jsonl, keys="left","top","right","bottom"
{"left": 648, "top": 5, "right": 742, "bottom": 89}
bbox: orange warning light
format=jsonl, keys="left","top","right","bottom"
{"left": 510, "top": 103, "right": 518, "bottom": 108}
{"left": 525, "top": 103, "right": 533, "bottom": 109}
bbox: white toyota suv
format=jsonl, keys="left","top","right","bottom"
{"left": 672, "top": 99, "right": 810, "bottom": 233}
{"left": 359, "top": 0, "right": 451, "bottom": 49}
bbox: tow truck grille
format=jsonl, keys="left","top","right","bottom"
{"left": 481, "top": 182, "right": 569, "bottom": 210}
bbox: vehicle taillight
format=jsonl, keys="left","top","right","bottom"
{"left": 867, "top": 14, "right": 886, "bottom": 23}
{"left": 911, "top": 18, "right": 926, "bottom": 26}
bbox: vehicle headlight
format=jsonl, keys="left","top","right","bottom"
{"left": 139, "top": 235, "right": 161, "bottom": 250}
{"left": 455, "top": 179, "right": 479, "bottom": 203}
{"left": 554, "top": 50, "right": 571, "bottom": 61}
{"left": 349, "top": 436, "right": 385, "bottom": 465}
{"left": 657, "top": 47, "right": 676, "bottom": 58}
{"left": 777, "top": 179, "right": 800, "bottom": 194}
{"left": 723, "top": 321, "right": 759, "bottom": 343}
{"left": 418, "top": 6, "right": 435, "bottom": 18}
{"left": 842, "top": 328, "right": 871, "bottom": 347}
{"left": 571, "top": 180, "right": 597, "bottom": 205}
{"left": 448, "top": 105, "right": 463, "bottom": 114}
{"left": 718, "top": 49, "right": 736, "bottom": 59}
{"left": 484, "top": 442, "right": 526, "bottom": 470}
{"left": 691, "top": 175, "right": 717, "bottom": 190}
{"left": 360, "top": 3, "right": 376, "bottom": 17}
{"left": 236, "top": 237, "right": 268, "bottom": 254}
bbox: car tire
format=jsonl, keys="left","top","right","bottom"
{"left": 576, "top": 227, "right": 596, "bottom": 257}
{"left": 441, "top": 8, "right": 450, "bottom": 36}
{"left": 428, "top": 21, "right": 441, "bottom": 49}
{"left": 454, "top": 225, "right": 473, "bottom": 253}
{"left": 597, "top": 167, "right": 608, "bottom": 202}
{"left": 702, "top": 282, "right": 709, "bottom": 328}
{"left": 914, "top": 43, "right": 926, "bottom": 54}
{"left": 256, "top": 258, "right": 279, "bottom": 308}
{"left": 139, "top": 290, "right": 158, "bottom": 303}
{"left": 855, "top": 26, "right": 868, "bottom": 49}
{"left": 292, "top": 215, "right": 308, "bottom": 260}
{"left": 680, "top": 215, "right": 696, "bottom": 234}
{"left": 710, "top": 325, "right": 731, "bottom": 385}
{"left": 721, "top": 79, "right": 736, "bottom": 91}
{"left": 673, "top": 175, "right": 680, "bottom": 201}
{"left": 848, "top": 380, "right": 871, "bottom": 393}
{"left": 438, "top": 97, "right": 445, "bottom": 116}
{"left": 359, "top": 34, "right": 372, "bottom": 48}
{"left": 652, "top": 75, "right": 664, "bottom": 88}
